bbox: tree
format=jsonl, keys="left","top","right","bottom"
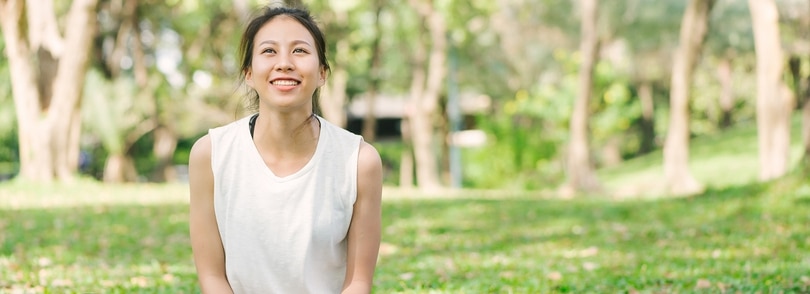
{"left": 317, "top": 2, "right": 352, "bottom": 128}
{"left": 406, "top": 0, "right": 446, "bottom": 191}
{"left": 563, "top": 0, "right": 601, "bottom": 195}
{"left": 705, "top": 0, "right": 755, "bottom": 130}
{"left": 361, "top": 0, "right": 384, "bottom": 142}
{"left": 87, "top": 0, "right": 152, "bottom": 182}
{"left": 749, "top": 0, "right": 792, "bottom": 181}
{"left": 663, "top": 0, "right": 715, "bottom": 195}
{"left": 0, "top": 0, "right": 100, "bottom": 182}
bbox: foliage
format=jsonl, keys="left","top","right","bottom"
{"left": 1, "top": 0, "right": 808, "bottom": 186}
{"left": 0, "top": 38, "right": 17, "bottom": 177}
{"left": 372, "top": 140, "right": 407, "bottom": 186}
{"left": 462, "top": 52, "right": 642, "bottom": 190}
{"left": 707, "top": 0, "right": 755, "bottom": 55}
{"left": 1, "top": 177, "right": 808, "bottom": 292}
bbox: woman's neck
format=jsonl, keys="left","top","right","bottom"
{"left": 251, "top": 110, "right": 320, "bottom": 156}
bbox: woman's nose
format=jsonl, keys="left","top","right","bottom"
{"left": 275, "top": 54, "right": 294, "bottom": 71}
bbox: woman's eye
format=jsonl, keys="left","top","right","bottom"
{"left": 293, "top": 48, "right": 307, "bottom": 54}
{"left": 262, "top": 48, "right": 275, "bottom": 54}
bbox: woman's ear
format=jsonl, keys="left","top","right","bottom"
{"left": 318, "top": 66, "right": 327, "bottom": 87}
{"left": 245, "top": 68, "right": 255, "bottom": 88}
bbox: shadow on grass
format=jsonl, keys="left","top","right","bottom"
{"left": 0, "top": 203, "right": 198, "bottom": 292}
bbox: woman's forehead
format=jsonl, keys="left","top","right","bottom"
{"left": 254, "top": 15, "right": 315, "bottom": 44}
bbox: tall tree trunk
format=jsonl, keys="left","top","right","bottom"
{"left": 564, "top": 0, "right": 601, "bottom": 195}
{"left": 663, "top": 0, "right": 714, "bottom": 195}
{"left": 151, "top": 126, "right": 178, "bottom": 182}
{"left": 638, "top": 82, "right": 655, "bottom": 154}
{"left": 803, "top": 75, "right": 810, "bottom": 170}
{"left": 321, "top": 58, "right": 348, "bottom": 127}
{"left": 94, "top": 0, "right": 156, "bottom": 183}
{"left": 319, "top": 11, "right": 349, "bottom": 128}
{"left": 717, "top": 56, "right": 735, "bottom": 128}
{"left": 788, "top": 57, "right": 801, "bottom": 109}
{"left": 749, "top": 0, "right": 792, "bottom": 181}
{"left": 802, "top": 63, "right": 810, "bottom": 170}
{"left": 66, "top": 106, "right": 82, "bottom": 172}
{"left": 407, "top": 0, "right": 446, "bottom": 191}
{"left": 103, "top": 153, "right": 137, "bottom": 183}
{"left": 0, "top": 0, "right": 100, "bottom": 182}
{"left": 362, "top": 1, "right": 384, "bottom": 142}
{"left": 233, "top": 0, "right": 250, "bottom": 23}
{"left": 400, "top": 117, "right": 414, "bottom": 188}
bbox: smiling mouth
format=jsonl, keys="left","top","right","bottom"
{"left": 271, "top": 80, "right": 300, "bottom": 86}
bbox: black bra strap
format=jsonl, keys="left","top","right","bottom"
{"left": 248, "top": 113, "right": 259, "bottom": 138}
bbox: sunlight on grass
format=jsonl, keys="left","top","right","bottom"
{"left": 0, "top": 179, "right": 189, "bottom": 209}
{"left": 598, "top": 116, "right": 804, "bottom": 197}
{"left": 2, "top": 179, "right": 809, "bottom": 292}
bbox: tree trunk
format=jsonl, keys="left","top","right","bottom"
{"left": 564, "top": 0, "right": 601, "bottom": 195}
{"left": 663, "top": 0, "right": 714, "bottom": 195}
{"left": 0, "top": 0, "right": 100, "bottom": 183}
{"left": 801, "top": 93, "right": 810, "bottom": 174}
{"left": 600, "top": 137, "right": 623, "bottom": 167}
{"left": 803, "top": 84, "right": 810, "bottom": 170}
{"left": 66, "top": 105, "right": 83, "bottom": 172}
{"left": 788, "top": 57, "right": 801, "bottom": 109}
{"left": 151, "top": 126, "right": 178, "bottom": 182}
{"left": 362, "top": 1, "right": 384, "bottom": 142}
{"left": 319, "top": 11, "right": 349, "bottom": 128}
{"left": 638, "top": 82, "right": 655, "bottom": 154}
{"left": 749, "top": 0, "right": 792, "bottom": 181}
{"left": 717, "top": 56, "right": 735, "bottom": 128}
{"left": 103, "top": 153, "right": 138, "bottom": 183}
{"left": 803, "top": 68, "right": 810, "bottom": 170}
{"left": 400, "top": 117, "right": 414, "bottom": 188}
{"left": 406, "top": 0, "right": 446, "bottom": 191}
{"left": 321, "top": 66, "right": 348, "bottom": 127}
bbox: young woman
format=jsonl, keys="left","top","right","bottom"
{"left": 188, "top": 5, "right": 382, "bottom": 294}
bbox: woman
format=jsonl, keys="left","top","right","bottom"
{"left": 188, "top": 5, "right": 382, "bottom": 294}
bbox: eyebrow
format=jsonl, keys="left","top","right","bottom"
{"left": 257, "top": 40, "right": 313, "bottom": 47}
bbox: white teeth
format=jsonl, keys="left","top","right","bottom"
{"left": 272, "top": 80, "right": 299, "bottom": 86}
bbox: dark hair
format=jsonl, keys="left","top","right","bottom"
{"left": 238, "top": 5, "right": 330, "bottom": 113}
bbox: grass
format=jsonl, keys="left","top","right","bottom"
{"left": 598, "top": 116, "right": 804, "bottom": 197}
{"left": 1, "top": 176, "right": 809, "bottom": 293}
{"left": 0, "top": 181, "right": 196, "bottom": 293}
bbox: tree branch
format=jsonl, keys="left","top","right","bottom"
{"left": 24, "top": 0, "right": 64, "bottom": 57}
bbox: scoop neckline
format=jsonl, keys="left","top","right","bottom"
{"left": 244, "top": 115, "right": 325, "bottom": 182}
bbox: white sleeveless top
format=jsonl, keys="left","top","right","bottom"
{"left": 209, "top": 115, "right": 361, "bottom": 294}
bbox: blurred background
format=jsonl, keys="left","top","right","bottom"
{"left": 0, "top": 0, "right": 808, "bottom": 195}
{"left": 2, "top": 0, "right": 810, "bottom": 292}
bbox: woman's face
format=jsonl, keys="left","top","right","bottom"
{"left": 245, "top": 15, "right": 326, "bottom": 112}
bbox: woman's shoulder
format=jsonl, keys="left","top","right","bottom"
{"left": 357, "top": 141, "right": 382, "bottom": 178}
{"left": 189, "top": 134, "right": 212, "bottom": 167}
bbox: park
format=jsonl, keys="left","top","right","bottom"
{"left": 1, "top": 0, "right": 809, "bottom": 292}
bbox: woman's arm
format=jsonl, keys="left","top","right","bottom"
{"left": 342, "top": 142, "right": 383, "bottom": 294}
{"left": 188, "top": 135, "right": 234, "bottom": 294}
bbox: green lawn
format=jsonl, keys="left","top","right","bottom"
{"left": 1, "top": 176, "right": 808, "bottom": 293}
{"left": 598, "top": 117, "right": 805, "bottom": 198}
